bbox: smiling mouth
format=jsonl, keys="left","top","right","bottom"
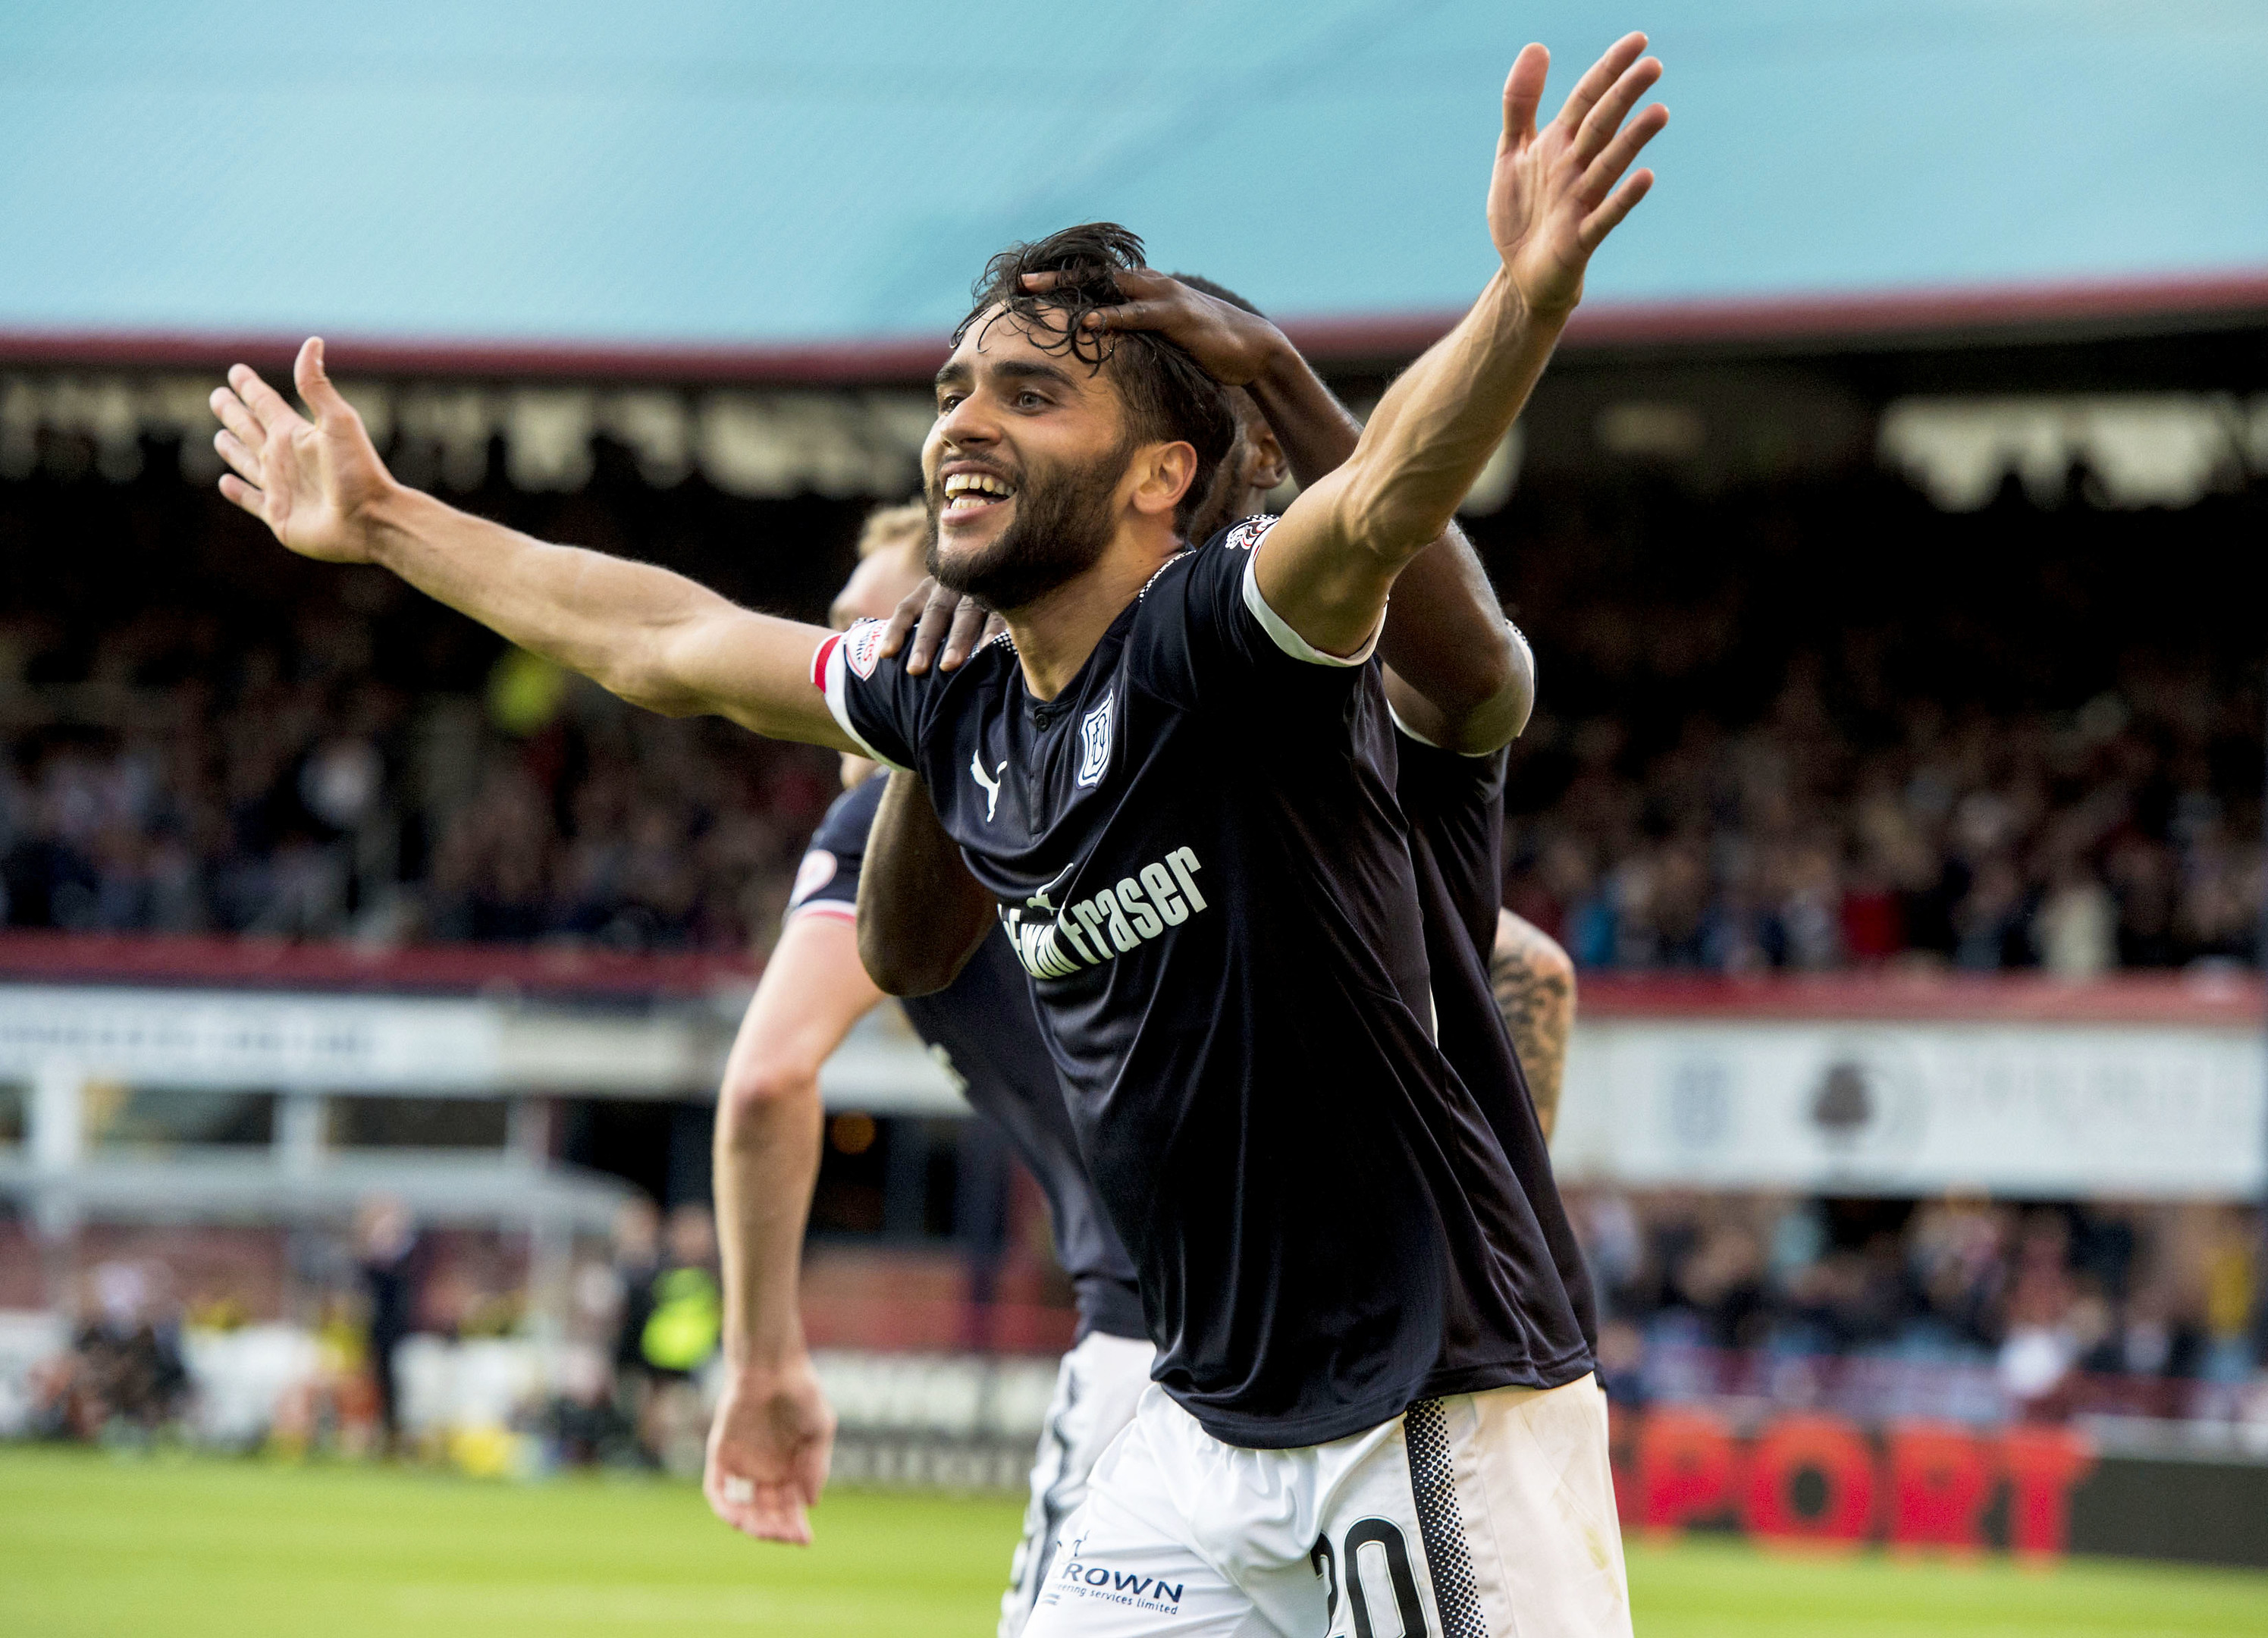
{"left": 941, "top": 471, "right": 1017, "bottom": 520}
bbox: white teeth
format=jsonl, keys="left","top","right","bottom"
{"left": 943, "top": 472, "right": 1014, "bottom": 500}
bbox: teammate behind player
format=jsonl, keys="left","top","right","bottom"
{"left": 701, "top": 501, "right": 1152, "bottom": 1638}
{"left": 1492, "top": 910, "right": 1574, "bottom": 1139}
{"left": 698, "top": 501, "right": 919, "bottom": 1550}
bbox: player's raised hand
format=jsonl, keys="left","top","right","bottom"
{"left": 704, "top": 1356, "right": 837, "bottom": 1546}
{"left": 209, "top": 337, "right": 394, "bottom": 563}
{"left": 1022, "top": 268, "right": 1281, "bottom": 388}
{"left": 1490, "top": 33, "right": 1667, "bottom": 316}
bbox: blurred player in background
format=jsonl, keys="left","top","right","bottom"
{"left": 702, "top": 500, "right": 1150, "bottom": 1635}
{"left": 639, "top": 1203, "right": 723, "bottom": 1472}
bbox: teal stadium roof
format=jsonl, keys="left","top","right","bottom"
{"left": 4, "top": 1, "right": 2266, "bottom": 372}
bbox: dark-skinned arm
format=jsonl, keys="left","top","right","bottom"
{"left": 1052, "top": 271, "right": 1534, "bottom": 752}
{"left": 855, "top": 769, "right": 994, "bottom": 997}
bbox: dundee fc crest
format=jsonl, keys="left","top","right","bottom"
{"left": 1078, "top": 692, "right": 1115, "bottom": 786}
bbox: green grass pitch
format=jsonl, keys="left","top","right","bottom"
{"left": 3, "top": 1446, "right": 2264, "bottom": 1636}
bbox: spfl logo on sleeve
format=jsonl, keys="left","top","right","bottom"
{"left": 1221, "top": 514, "right": 1278, "bottom": 552}
{"left": 842, "top": 618, "right": 888, "bottom": 679}
{"left": 1077, "top": 692, "right": 1115, "bottom": 786}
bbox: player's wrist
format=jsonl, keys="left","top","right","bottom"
{"left": 1498, "top": 260, "right": 1581, "bottom": 325}
{"left": 1244, "top": 331, "right": 1310, "bottom": 397}
{"left": 724, "top": 1327, "right": 812, "bottom": 1376}
{"left": 358, "top": 477, "right": 431, "bottom": 571}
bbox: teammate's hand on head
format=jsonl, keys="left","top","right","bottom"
{"left": 1022, "top": 268, "right": 1281, "bottom": 387}
{"left": 877, "top": 575, "right": 1001, "bottom": 676}
{"left": 1489, "top": 33, "right": 1667, "bottom": 316}
{"left": 703, "top": 1357, "right": 837, "bottom": 1547}
{"left": 209, "top": 338, "right": 396, "bottom": 563}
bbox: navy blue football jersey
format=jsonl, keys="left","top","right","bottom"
{"left": 787, "top": 771, "right": 1146, "bottom": 1343}
{"left": 1391, "top": 727, "right": 1598, "bottom": 1354}
{"left": 817, "top": 517, "right": 1591, "bottom": 1448}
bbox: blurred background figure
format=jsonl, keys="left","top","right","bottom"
{"left": 355, "top": 1194, "right": 422, "bottom": 1457}
{"left": 638, "top": 1204, "right": 722, "bottom": 1474}
{"left": 603, "top": 1194, "right": 663, "bottom": 1454}
{"left": 30, "top": 1262, "right": 188, "bottom": 1444}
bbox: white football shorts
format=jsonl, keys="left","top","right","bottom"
{"left": 1023, "top": 1373, "right": 1630, "bottom": 1638}
{"left": 1002, "top": 1330, "right": 1159, "bottom": 1638}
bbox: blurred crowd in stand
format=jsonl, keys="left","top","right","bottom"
{"left": 5, "top": 453, "right": 2260, "bottom": 969}
{"left": 0, "top": 457, "right": 845, "bottom": 952}
{"left": 1486, "top": 471, "right": 2266, "bottom": 977}
{"left": 1502, "top": 664, "right": 2264, "bottom": 976}
{"left": 1570, "top": 1191, "right": 2268, "bottom": 1419}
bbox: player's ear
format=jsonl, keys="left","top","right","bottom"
{"left": 1129, "top": 440, "right": 1198, "bottom": 519}
{"left": 1241, "top": 422, "right": 1290, "bottom": 494}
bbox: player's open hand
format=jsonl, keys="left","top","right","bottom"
{"left": 1022, "top": 268, "right": 1284, "bottom": 388}
{"left": 879, "top": 574, "right": 1002, "bottom": 676}
{"left": 209, "top": 337, "right": 394, "bottom": 563}
{"left": 1489, "top": 33, "right": 1667, "bottom": 317}
{"left": 704, "top": 1357, "right": 837, "bottom": 1546}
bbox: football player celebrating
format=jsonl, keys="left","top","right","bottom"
{"left": 832, "top": 43, "right": 1660, "bottom": 1635}
{"left": 706, "top": 262, "right": 1580, "bottom": 1636}
{"left": 207, "top": 36, "right": 1662, "bottom": 1633}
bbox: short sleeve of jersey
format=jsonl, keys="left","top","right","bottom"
{"left": 813, "top": 619, "right": 921, "bottom": 771}
{"left": 1131, "top": 515, "right": 1386, "bottom": 708}
{"left": 783, "top": 771, "right": 887, "bottom": 925}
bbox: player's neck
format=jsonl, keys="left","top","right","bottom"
{"left": 1003, "top": 526, "right": 1180, "bottom": 701}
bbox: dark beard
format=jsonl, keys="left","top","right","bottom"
{"left": 926, "top": 438, "right": 1129, "bottom": 613}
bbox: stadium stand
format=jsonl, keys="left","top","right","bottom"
{"left": 5, "top": 441, "right": 2258, "bottom": 974}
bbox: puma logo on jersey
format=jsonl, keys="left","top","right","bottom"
{"left": 971, "top": 752, "right": 1006, "bottom": 821}
{"left": 1001, "top": 846, "right": 1208, "bottom": 980}
{"left": 1026, "top": 860, "right": 1077, "bottom": 915}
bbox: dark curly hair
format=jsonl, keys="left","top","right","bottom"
{"left": 957, "top": 223, "right": 1236, "bottom": 534}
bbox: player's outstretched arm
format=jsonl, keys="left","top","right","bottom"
{"left": 1254, "top": 34, "right": 1665, "bottom": 659}
{"left": 210, "top": 339, "right": 857, "bottom": 752}
{"left": 1490, "top": 908, "right": 1576, "bottom": 1140}
{"left": 857, "top": 770, "right": 994, "bottom": 997}
{"left": 705, "top": 913, "right": 882, "bottom": 1545}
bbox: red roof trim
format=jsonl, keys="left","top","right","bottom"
{"left": 0, "top": 328, "right": 951, "bottom": 385}
{"left": 1297, "top": 268, "right": 2268, "bottom": 359}
{"left": 4, "top": 271, "right": 2263, "bottom": 384}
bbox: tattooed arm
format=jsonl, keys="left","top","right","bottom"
{"left": 1491, "top": 908, "right": 1576, "bottom": 1141}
